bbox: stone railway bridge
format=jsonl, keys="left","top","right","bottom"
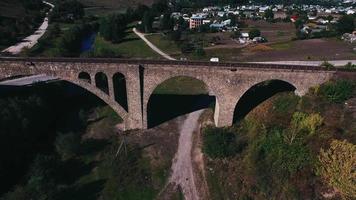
{"left": 0, "top": 57, "right": 355, "bottom": 130}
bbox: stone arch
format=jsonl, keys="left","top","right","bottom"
{"left": 0, "top": 71, "right": 131, "bottom": 129}
{"left": 232, "top": 79, "right": 297, "bottom": 123}
{"left": 78, "top": 72, "right": 91, "bottom": 83}
{"left": 113, "top": 72, "right": 128, "bottom": 111}
{"left": 95, "top": 72, "right": 109, "bottom": 95}
{"left": 145, "top": 75, "right": 217, "bottom": 128}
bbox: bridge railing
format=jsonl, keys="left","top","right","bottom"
{"left": 1, "top": 57, "right": 356, "bottom": 72}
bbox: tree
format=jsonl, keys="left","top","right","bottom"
{"left": 203, "top": 126, "right": 238, "bottom": 158}
{"left": 142, "top": 11, "right": 154, "bottom": 33}
{"left": 99, "top": 14, "right": 128, "bottom": 43}
{"left": 55, "top": 132, "right": 81, "bottom": 160}
{"left": 160, "top": 12, "right": 173, "bottom": 30}
{"left": 317, "top": 140, "right": 356, "bottom": 200}
{"left": 337, "top": 15, "right": 355, "bottom": 34}
{"left": 265, "top": 9, "right": 274, "bottom": 21}
{"left": 249, "top": 28, "right": 261, "bottom": 39}
{"left": 231, "top": 30, "right": 241, "bottom": 39}
{"left": 319, "top": 80, "right": 355, "bottom": 103}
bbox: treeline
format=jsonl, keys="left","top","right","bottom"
{"left": 0, "top": 0, "right": 47, "bottom": 47}
{"left": 58, "top": 23, "right": 99, "bottom": 56}
{"left": 0, "top": 82, "right": 157, "bottom": 200}
{"left": 0, "top": 82, "right": 91, "bottom": 197}
{"left": 50, "top": 0, "right": 85, "bottom": 23}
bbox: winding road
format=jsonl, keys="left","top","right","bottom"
{"left": 1, "top": 1, "right": 55, "bottom": 55}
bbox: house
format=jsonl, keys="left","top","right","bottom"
{"left": 274, "top": 11, "right": 287, "bottom": 19}
{"left": 190, "top": 15, "right": 205, "bottom": 29}
{"left": 290, "top": 15, "right": 299, "bottom": 22}
{"left": 342, "top": 32, "right": 356, "bottom": 43}
{"left": 347, "top": 9, "right": 355, "bottom": 15}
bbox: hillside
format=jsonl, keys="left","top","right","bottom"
{"left": 201, "top": 79, "right": 356, "bottom": 200}
{"left": 78, "top": 0, "right": 155, "bottom": 8}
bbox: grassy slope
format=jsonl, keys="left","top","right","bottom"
{"left": 93, "top": 28, "right": 160, "bottom": 59}
{"left": 203, "top": 81, "right": 356, "bottom": 200}
{"left": 145, "top": 34, "right": 181, "bottom": 56}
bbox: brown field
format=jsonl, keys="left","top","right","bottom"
{"left": 202, "top": 38, "right": 356, "bottom": 62}
{"left": 241, "top": 19, "right": 296, "bottom": 43}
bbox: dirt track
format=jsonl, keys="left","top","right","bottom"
{"left": 168, "top": 110, "right": 204, "bottom": 200}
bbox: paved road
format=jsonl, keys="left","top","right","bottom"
{"left": 251, "top": 60, "right": 356, "bottom": 67}
{"left": 168, "top": 110, "right": 204, "bottom": 200}
{"left": 133, "top": 28, "right": 176, "bottom": 61}
{"left": 2, "top": 1, "right": 55, "bottom": 55}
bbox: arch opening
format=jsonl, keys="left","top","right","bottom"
{"left": 78, "top": 72, "right": 91, "bottom": 83}
{"left": 233, "top": 80, "right": 296, "bottom": 123}
{"left": 113, "top": 72, "right": 128, "bottom": 111}
{"left": 0, "top": 80, "right": 123, "bottom": 196}
{"left": 147, "top": 76, "right": 216, "bottom": 128}
{"left": 95, "top": 72, "right": 109, "bottom": 95}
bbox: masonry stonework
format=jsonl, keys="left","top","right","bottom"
{"left": 0, "top": 58, "right": 354, "bottom": 130}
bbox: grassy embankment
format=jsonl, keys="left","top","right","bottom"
{"left": 202, "top": 79, "right": 356, "bottom": 200}
{"left": 92, "top": 27, "right": 160, "bottom": 59}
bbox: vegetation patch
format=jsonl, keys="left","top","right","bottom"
{"left": 318, "top": 80, "right": 355, "bottom": 103}
{"left": 153, "top": 76, "right": 208, "bottom": 95}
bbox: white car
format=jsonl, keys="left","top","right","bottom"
{"left": 210, "top": 58, "right": 219, "bottom": 62}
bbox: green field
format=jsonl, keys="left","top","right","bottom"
{"left": 153, "top": 76, "right": 208, "bottom": 95}
{"left": 146, "top": 34, "right": 181, "bottom": 56}
{"left": 92, "top": 29, "right": 160, "bottom": 59}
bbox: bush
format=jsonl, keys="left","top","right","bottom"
{"left": 317, "top": 139, "right": 356, "bottom": 200}
{"left": 320, "top": 61, "right": 335, "bottom": 70}
{"left": 249, "top": 28, "right": 261, "bottom": 39}
{"left": 55, "top": 132, "right": 81, "bottom": 160}
{"left": 194, "top": 47, "right": 206, "bottom": 57}
{"left": 319, "top": 80, "right": 355, "bottom": 103}
{"left": 203, "top": 127, "right": 239, "bottom": 158}
{"left": 344, "top": 62, "right": 356, "bottom": 70}
{"left": 254, "top": 129, "right": 312, "bottom": 176}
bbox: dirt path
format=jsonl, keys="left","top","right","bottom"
{"left": 167, "top": 110, "right": 204, "bottom": 200}
{"left": 133, "top": 28, "right": 176, "bottom": 60}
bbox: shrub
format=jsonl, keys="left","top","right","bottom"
{"left": 320, "top": 61, "right": 335, "bottom": 70}
{"left": 273, "top": 93, "right": 300, "bottom": 113}
{"left": 319, "top": 80, "right": 355, "bottom": 103}
{"left": 344, "top": 62, "right": 356, "bottom": 70}
{"left": 203, "top": 127, "right": 239, "bottom": 158}
{"left": 55, "top": 132, "right": 81, "bottom": 160}
{"left": 291, "top": 112, "right": 323, "bottom": 135}
{"left": 194, "top": 47, "right": 206, "bottom": 57}
{"left": 317, "top": 139, "right": 356, "bottom": 200}
{"left": 257, "top": 129, "right": 312, "bottom": 176}
{"left": 248, "top": 28, "right": 261, "bottom": 39}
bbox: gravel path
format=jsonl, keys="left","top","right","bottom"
{"left": 2, "top": 1, "right": 55, "bottom": 55}
{"left": 133, "top": 28, "right": 176, "bottom": 60}
{"left": 168, "top": 110, "right": 204, "bottom": 200}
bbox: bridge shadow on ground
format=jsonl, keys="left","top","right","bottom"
{"left": 147, "top": 94, "right": 215, "bottom": 128}
{"left": 233, "top": 80, "right": 296, "bottom": 123}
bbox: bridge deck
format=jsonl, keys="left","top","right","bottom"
{"left": 1, "top": 57, "right": 354, "bottom": 72}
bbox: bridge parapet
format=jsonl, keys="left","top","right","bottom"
{"left": 1, "top": 57, "right": 355, "bottom": 130}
